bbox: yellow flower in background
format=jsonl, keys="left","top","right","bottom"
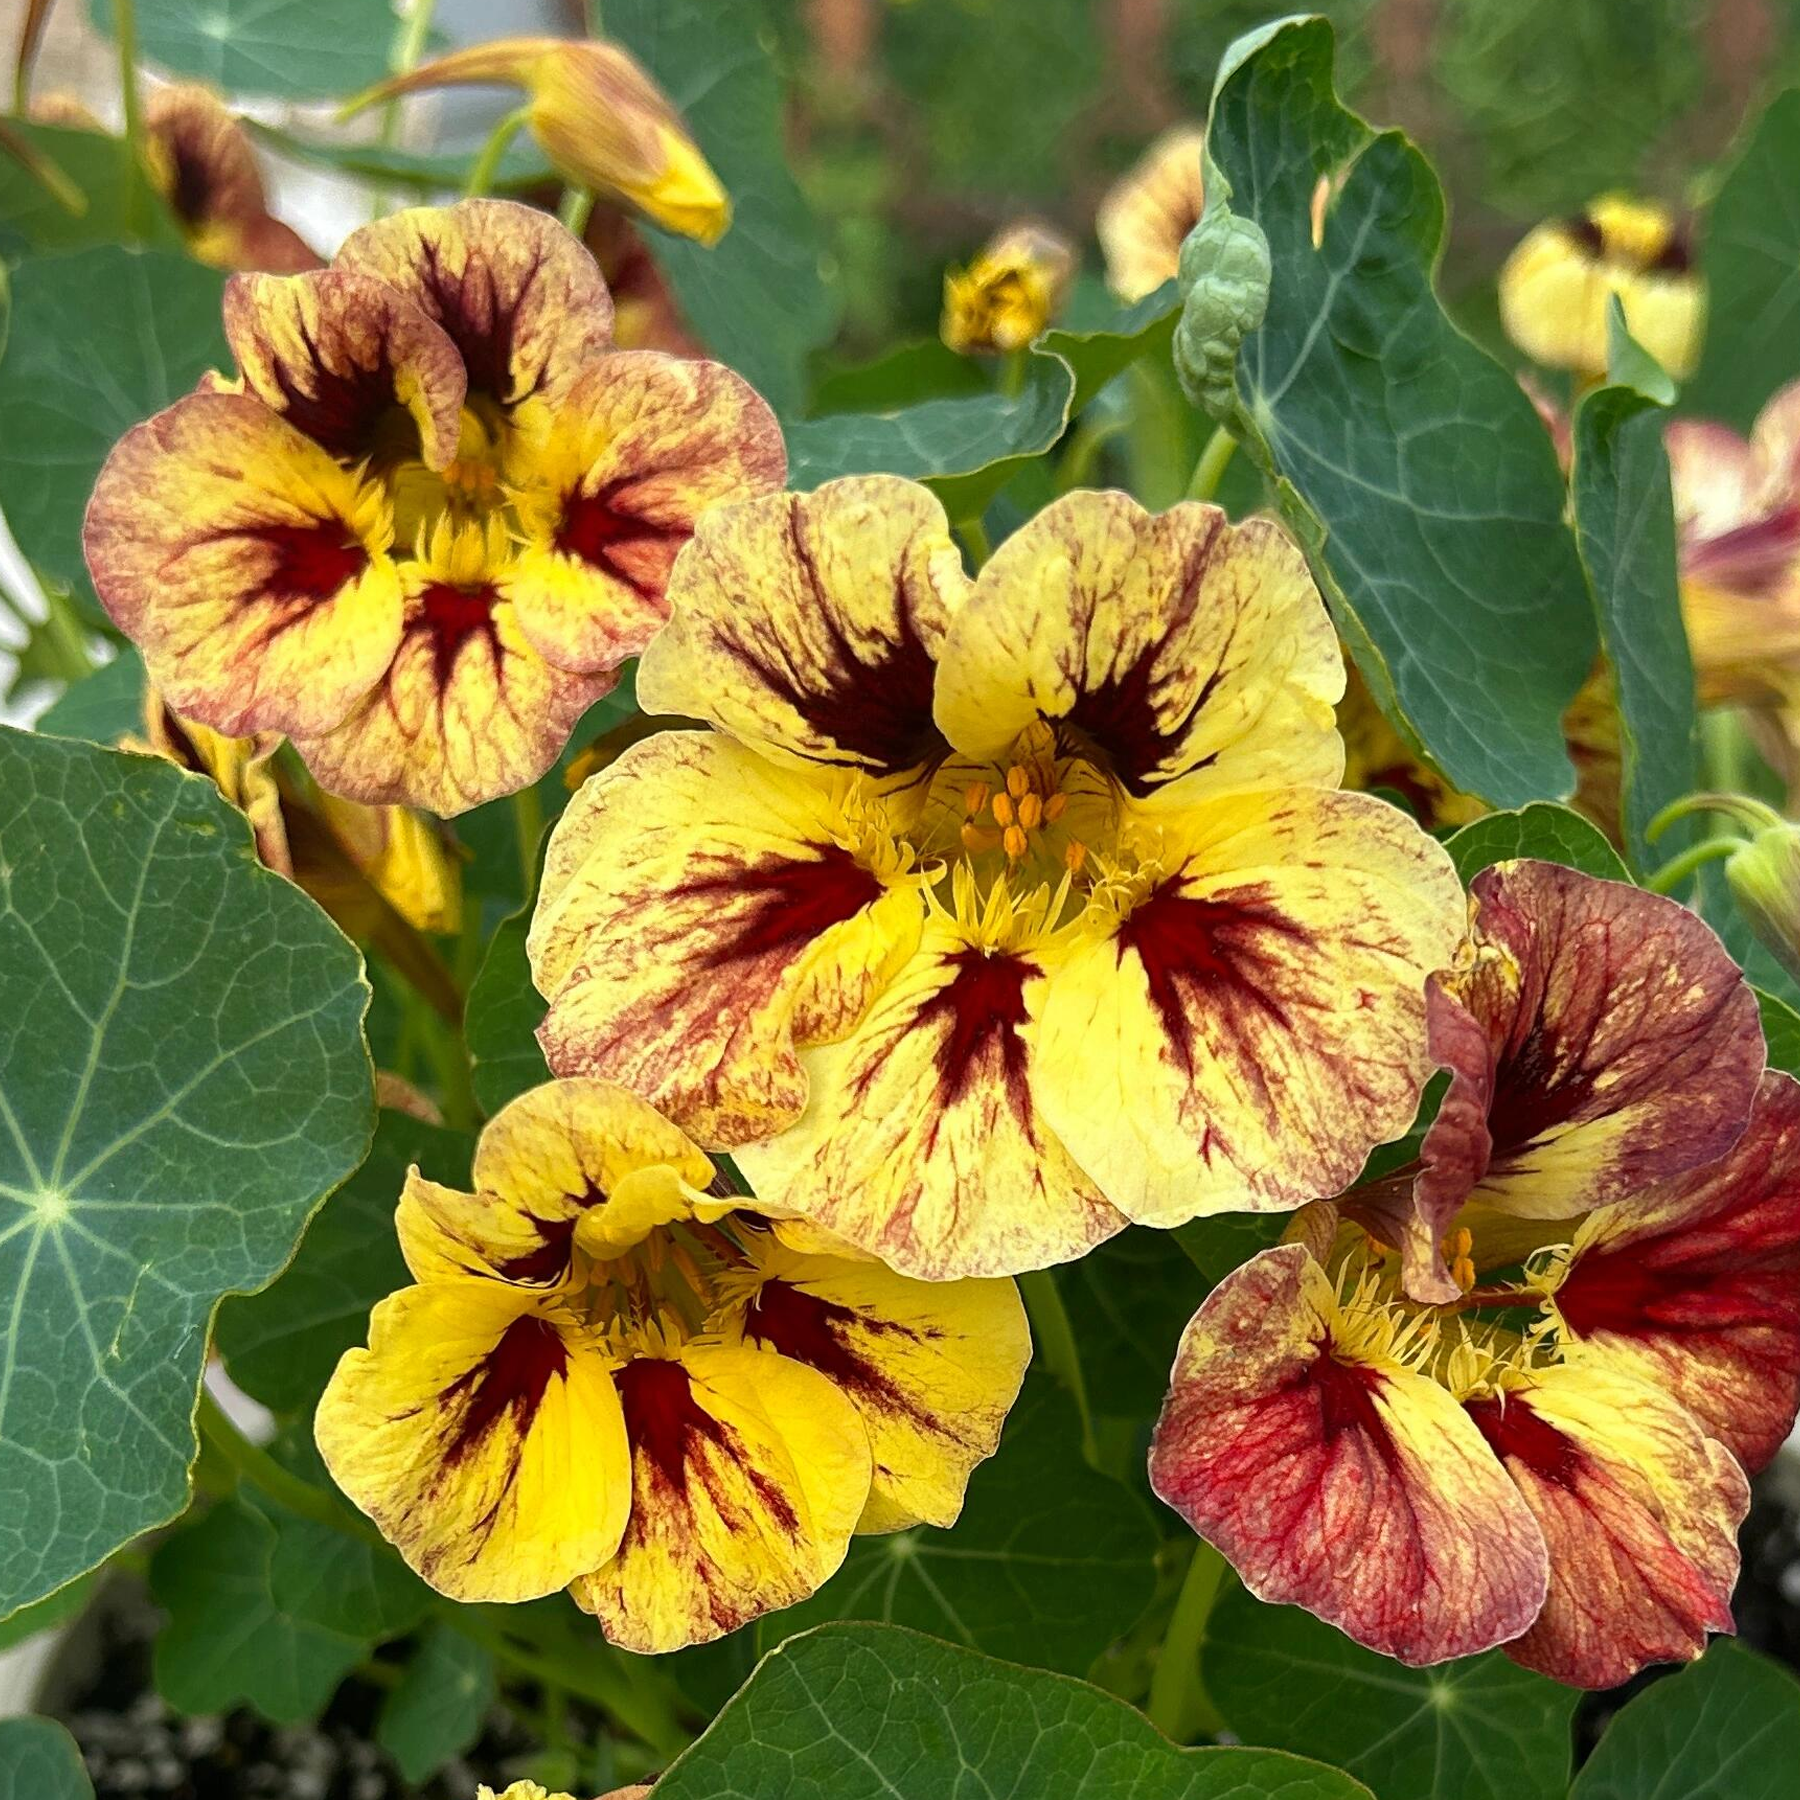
{"left": 940, "top": 221, "right": 1075, "bottom": 355}
{"left": 529, "top": 480, "right": 1462, "bottom": 1280}
{"left": 348, "top": 38, "right": 731, "bottom": 244}
{"left": 1336, "top": 664, "right": 1487, "bottom": 831}
{"left": 85, "top": 199, "right": 783, "bottom": 815}
{"left": 1097, "top": 126, "right": 1206, "bottom": 303}
{"left": 477, "top": 1785, "right": 650, "bottom": 1800}
{"left": 1498, "top": 194, "right": 1704, "bottom": 381}
{"left": 317, "top": 1079, "right": 1028, "bottom": 1653}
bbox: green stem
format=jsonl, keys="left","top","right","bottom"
{"left": 110, "top": 0, "right": 146, "bottom": 235}
{"left": 1145, "top": 1542, "right": 1227, "bottom": 1742}
{"left": 1646, "top": 836, "right": 1744, "bottom": 895}
{"left": 513, "top": 782, "right": 545, "bottom": 899}
{"left": 558, "top": 187, "right": 595, "bottom": 237}
{"left": 465, "top": 104, "right": 532, "bottom": 198}
{"left": 1647, "top": 790, "right": 1784, "bottom": 843}
{"left": 42, "top": 582, "right": 94, "bottom": 682}
{"left": 954, "top": 515, "right": 991, "bottom": 570}
{"left": 1017, "top": 1269, "right": 1095, "bottom": 1463}
{"left": 999, "top": 347, "right": 1029, "bottom": 399}
{"left": 1054, "top": 416, "right": 1127, "bottom": 494}
{"left": 373, "top": 0, "right": 438, "bottom": 213}
{"left": 1185, "top": 426, "right": 1237, "bottom": 502}
{"left": 1701, "top": 706, "right": 1751, "bottom": 799}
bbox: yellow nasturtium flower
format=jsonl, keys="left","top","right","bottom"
{"left": 1097, "top": 126, "right": 1206, "bottom": 303}
{"left": 348, "top": 38, "right": 730, "bottom": 245}
{"left": 85, "top": 199, "right": 783, "bottom": 815}
{"left": 317, "top": 1079, "right": 1029, "bottom": 1653}
{"left": 1498, "top": 195, "right": 1704, "bottom": 381}
{"left": 528, "top": 480, "right": 1463, "bottom": 1280}
{"left": 941, "top": 222, "right": 1076, "bottom": 355}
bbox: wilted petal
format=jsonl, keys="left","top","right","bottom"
{"left": 572, "top": 1343, "right": 869, "bottom": 1652}
{"left": 934, "top": 492, "right": 1344, "bottom": 805}
{"left": 635, "top": 477, "right": 968, "bottom": 776}
{"left": 1149, "top": 1246, "right": 1548, "bottom": 1665}
{"left": 316, "top": 1282, "right": 629, "bottom": 1603}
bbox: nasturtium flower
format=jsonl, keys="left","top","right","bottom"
{"left": 142, "top": 83, "right": 320, "bottom": 274}
{"left": 316, "top": 1078, "right": 1028, "bottom": 1653}
{"left": 941, "top": 222, "right": 1076, "bottom": 355}
{"left": 1337, "top": 665, "right": 1486, "bottom": 830}
{"left": 85, "top": 199, "right": 783, "bottom": 815}
{"left": 350, "top": 38, "right": 730, "bottom": 245}
{"left": 1151, "top": 859, "right": 1799, "bottom": 1689}
{"left": 1097, "top": 126, "right": 1206, "bottom": 303}
{"left": 1498, "top": 194, "right": 1704, "bottom": 382}
{"left": 528, "top": 479, "right": 1462, "bottom": 1279}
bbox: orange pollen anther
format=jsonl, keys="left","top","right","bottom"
{"left": 1005, "top": 764, "right": 1031, "bottom": 799}
{"left": 964, "top": 780, "right": 991, "bottom": 815}
{"left": 1064, "top": 840, "right": 1087, "bottom": 873}
{"left": 991, "top": 791, "right": 1016, "bottom": 828}
{"left": 1003, "top": 824, "right": 1029, "bottom": 860}
{"left": 443, "top": 457, "right": 500, "bottom": 497}
{"left": 1043, "top": 791, "right": 1068, "bottom": 823}
{"left": 1016, "top": 792, "right": 1043, "bottom": 829}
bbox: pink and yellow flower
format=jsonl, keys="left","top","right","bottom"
{"left": 1097, "top": 127, "right": 1206, "bottom": 303}
{"left": 316, "top": 1079, "right": 1029, "bottom": 1653}
{"left": 528, "top": 479, "right": 1462, "bottom": 1279}
{"left": 85, "top": 199, "right": 783, "bottom": 815}
{"left": 1150, "top": 859, "right": 1798, "bottom": 1688}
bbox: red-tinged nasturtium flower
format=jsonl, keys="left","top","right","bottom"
{"left": 1096, "top": 126, "right": 1207, "bottom": 303}
{"left": 84, "top": 198, "right": 783, "bottom": 815}
{"left": 1151, "top": 858, "right": 1800, "bottom": 1689}
{"left": 316, "top": 1079, "right": 1029, "bottom": 1654}
{"left": 527, "top": 479, "right": 1463, "bottom": 1279}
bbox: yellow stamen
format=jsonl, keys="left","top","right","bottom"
{"left": 1003, "top": 824, "right": 1028, "bottom": 860}
{"left": 1452, "top": 1255, "right": 1477, "bottom": 1294}
{"left": 1043, "top": 791, "right": 1068, "bottom": 823}
{"left": 1005, "top": 764, "right": 1031, "bottom": 799}
{"left": 991, "top": 791, "right": 1016, "bottom": 827}
{"left": 1017, "top": 791, "right": 1043, "bottom": 830}
{"left": 964, "top": 780, "right": 990, "bottom": 815}
{"left": 1063, "top": 840, "right": 1087, "bottom": 873}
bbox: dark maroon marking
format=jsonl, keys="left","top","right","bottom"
{"left": 253, "top": 522, "right": 368, "bottom": 599}
{"left": 440, "top": 1313, "right": 568, "bottom": 1465}
{"left": 1556, "top": 1244, "right": 1790, "bottom": 1343}
{"left": 1312, "top": 1350, "right": 1397, "bottom": 1459}
{"left": 681, "top": 846, "right": 883, "bottom": 970}
{"left": 1466, "top": 1393, "right": 1583, "bottom": 1489}
{"left": 745, "top": 1279, "right": 935, "bottom": 1424}
{"left": 1064, "top": 640, "right": 1224, "bottom": 799}
{"left": 1484, "top": 1018, "right": 1598, "bottom": 1162}
{"left": 556, "top": 481, "right": 672, "bottom": 605}
{"left": 266, "top": 327, "right": 412, "bottom": 464}
{"left": 616, "top": 1356, "right": 799, "bottom": 1534}
{"left": 418, "top": 581, "right": 499, "bottom": 685}
{"left": 168, "top": 136, "right": 212, "bottom": 230}
{"left": 496, "top": 1217, "right": 578, "bottom": 1284}
{"left": 1565, "top": 213, "right": 1606, "bottom": 258}
{"left": 1115, "top": 881, "right": 1307, "bottom": 1075}
{"left": 910, "top": 948, "right": 1036, "bottom": 1117}
{"left": 415, "top": 235, "right": 544, "bottom": 407}
{"left": 1648, "top": 231, "right": 1693, "bottom": 275}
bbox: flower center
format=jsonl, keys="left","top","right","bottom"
{"left": 387, "top": 406, "right": 517, "bottom": 547}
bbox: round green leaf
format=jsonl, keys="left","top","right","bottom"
{"left": 0, "top": 1717, "right": 93, "bottom": 1800}
{"left": 1444, "top": 803, "right": 1630, "bottom": 886}
{"left": 0, "top": 729, "right": 373, "bottom": 1618}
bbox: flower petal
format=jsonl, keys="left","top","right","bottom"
{"left": 738, "top": 1239, "right": 1030, "bottom": 1531}
{"left": 735, "top": 928, "right": 1126, "bottom": 1278}
{"left": 1097, "top": 126, "right": 1206, "bottom": 304}
{"left": 1467, "top": 1360, "right": 1746, "bottom": 1688}
{"left": 1033, "top": 788, "right": 1461, "bottom": 1225}
{"left": 334, "top": 197, "right": 613, "bottom": 408}
{"left": 1553, "top": 1069, "right": 1800, "bottom": 1474}
{"left": 933, "top": 492, "right": 1344, "bottom": 804}
{"left": 84, "top": 392, "right": 402, "bottom": 739}
{"left": 224, "top": 268, "right": 467, "bottom": 468}
{"left": 1420, "top": 860, "right": 1762, "bottom": 1223}
{"left": 1149, "top": 1246, "right": 1548, "bottom": 1665}
{"left": 506, "top": 351, "right": 785, "bottom": 673}
{"left": 635, "top": 477, "right": 968, "bottom": 775}
{"left": 530, "top": 731, "right": 922, "bottom": 1147}
{"left": 316, "top": 1282, "right": 629, "bottom": 1603}
{"left": 571, "top": 1343, "right": 870, "bottom": 1652}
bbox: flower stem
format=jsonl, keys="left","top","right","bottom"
{"left": 1646, "top": 790, "right": 1784, "bottom": 843}
{"left": 1646, "top": 836, "right": 1743, "bottom": 895}
{"left": 1145, "top": 1541, "right": 1227, "bottom": 1742}
{"left": 465, "top": 104, "right": 532, "bottom": 198}
{"left": 1017, "top": 1269, "right": 1095, "bottom": 1463}
{"left": 954, "top": 515, "right": 991, "bottom": 570}
{"left": 1185, "top": 426, "right": 1237, "bottom": 502}
{"left": 513, "top": 781, "right": 545, "bottom": 899}
{"left": 109, "top": 0, "right": 147, "bottom": 235}
{"left": 558, "top": 186, "right": 595, "bottom": 237}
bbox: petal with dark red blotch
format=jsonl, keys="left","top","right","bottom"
{"left": 1553, "top": 1069, "right": 1800, "bottom": 1474}
{"left": 736, "top": 1243, "right": 1030, "bottom": 1530}
{"left": 529, "top": 731, "right": 922, "bottom": 1147}
{"left": 635, "top": 477, "right": 967, "bottom": 777}
{"left": 398, "top": 1078, "right": 715, "bottom": 1287}
{"left": 142, "top": 83, "right": 267, "bottom": 242}
{"left": 224, "top": 269, "right": 467, "bottom": 468}
{"left": 736, "top": 927, "right": 1127, "bottom": 1279}
{"left": 334, "top": 198, "right": 613, "bottom": 408}
{"left": 506, "top": 352, "right": 785, "bottom": 674}
{"left": 935, "top": 492, "right": 1344, "bottom": 805}
{"left": 83, "top": 392, "right": 402, "bottom": 739}
{"left": 1149, "top": 1246, "right": 1548, "bottom": 1665}
{"left": 571, "top": 1344, "right": 869, "bottom": 1652}
{"left": 1468, "top": 1360, "right": 1747, "bottom": 1689}
{"left": 1033, "top": 788, "right": 1461, "bottom": 1226}
{"left": 316, "top": 1282, "right": 629, "bottom": 1603}
{"left": 1420, "top": 861, "right": 1762, "bottom": 1225}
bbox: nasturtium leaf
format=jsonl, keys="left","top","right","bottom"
{"left": 376, "top": 1622, "right": 497, "bottom": 1784}
{"left": 655, "top": 1622, "right": 1373, "bottom": 1799}
{"left": 215, "top": 1111, "right": 470, "bottom": 1415}
{"left": 1755, "top": 988, "right": 1800, "bottom": 1078}
{"left": 248, "top": 124, "right": 553, "bottom": 196}
{"left": 1570, "top": 1640, "right": 1800, "bottom": 1800}
{"left": 0, "top": 729, "right": 372, "bottom": 1619}
{"left": 1443, "top": 803, "right": 1630, "bottom": 885}
{"left": 759, "top": 1375, "right": 1159, "bottom": 1675}
{"left": 0, "top": 247, "right": 225, "bottom": 605}
{"left": 811, "top": 340, "right": 992, "bottom": 414}
{"left": 1200, "top": 15, "right": 1596, "bottom": 807}
{"left": 0, "top": 1568, "right": 98, "bottom": 1652}
{"left": 0, "top": 1717, "right": 93, "bottom": 1800}
{"left": 0, "top": 123, "right": 175, "bottom": 258}
{"left": 607, "top": 0, "right": 839, "bottom": 417}
{"left": 467, "top": 908, "right": 549, "bottom": 1118}
{"left": 1058, "top": 1229, "right": 1206, "bottom": 1423}
{"left": 1172, "top": 1213, "right": 1285, "bottom": 1288}
{"left": 1570, "top": 313, "right": 1697, "bottom": 873}
{"left": 36, "top": 651, "right": 146, "bottom": 748}
{"left": 1687, "top": 90, "right": 1800, "bottom": 433}
{"left": 1203, "top": 1584, "right": 1577, "bottom": 1800}
{"left": 150, "top": 1491, "right": 425, "bottom": 1724}
{"left": 90, "top": 0, "right": 401, "bottom": 101}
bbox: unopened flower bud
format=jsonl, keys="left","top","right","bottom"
{"left": 1725, "top": 820, "right": 1800, "bottom": 985}
{"left": 1173, "top": 202, "right": 1271, "bottom": 421}
{"left": 941, "top": 221, "right": 1075, "bottom": 355}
